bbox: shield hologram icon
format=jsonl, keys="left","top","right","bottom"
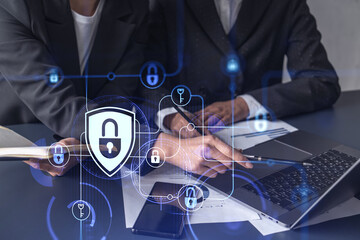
{"left": 85, "top": 107, "right": 135, "bottom": 177}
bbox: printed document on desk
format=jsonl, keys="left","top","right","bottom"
{"left": 122, "top": 120, "right": 297, "bottom": 228}
{"left": 121, "top": 164, "right": 260, "bottom": 228}
{"left": 214, "top": 120, "right": 298, "bottom": 150}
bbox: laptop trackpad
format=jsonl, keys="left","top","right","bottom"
{"left": 243, "top": 137, "right": 312, "bottom": 180}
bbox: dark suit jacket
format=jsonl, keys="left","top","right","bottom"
{"left": 148, "top": 0, "right": 341, "bottom": 119}
{"left": 0, "top": 0, "right": 149, "bottom": 137}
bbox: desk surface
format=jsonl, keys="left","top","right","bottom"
{"left": 1, "top": 91, "right": 360, "bottom": 240}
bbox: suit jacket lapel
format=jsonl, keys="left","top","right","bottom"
{"left": 87, "top": 0, "right": 134, "bottom": 75}
{"left": 42, "top": 0, "right": 80, "bottom": 75}
{"left": 186, "top": 0, "right": 233, "bottom": 55}
{"left": 229, "top": 0, "right": 272, "bottom": 49}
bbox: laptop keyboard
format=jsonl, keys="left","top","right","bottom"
{"left": 243, "top": 149, "right": 358, "bottom": 210}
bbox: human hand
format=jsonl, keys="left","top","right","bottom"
{"left": 196, "top": 97, "right": 249, "bottom": 127}
{"left": 24, "top": 138, "right": 80, "bottom": 177}
{"left": 164, "top": 112, "right": 211, "bottom": 138}
{"left": 153, "top": 133, "right": 253, "bottom": 178}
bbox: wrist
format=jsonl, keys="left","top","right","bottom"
{"left": 153, "top": 133, "right": 176, "bottom": 160}
{"left": 163, "top": 113, "right": 175, "bottom": 130}
{"left": 235, "top": 97, "right": 250, "bottom": 120}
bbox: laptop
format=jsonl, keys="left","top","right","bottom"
{"left": 204, "top": 130, "right": 360, "bottom": 228}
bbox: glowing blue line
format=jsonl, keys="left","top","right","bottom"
{"left": 46, "top": 196, "right": 58, "bottom": 240}
{"left": 63, "top": 75, "right": 86, "bottom": 79}
{"left": 80, "top": 221, "right": 82, "bottom": 240}
{"left": 115, "top": 74, "right": 140, "bottom": 78}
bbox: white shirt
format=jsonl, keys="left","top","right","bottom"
{"left": 71, "top": 0, "right": 105, "bottom": 74}
{"left": 156, "top": 0, "right": 267, "bottom": 131}
{"left": 214, "top": 0, "right": 243, "bottom": 35}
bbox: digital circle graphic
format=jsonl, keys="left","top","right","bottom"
{"left": 171, "top": 85, "right": 192, "bottom": 107}
{"left": 140, "top": 61, "right": 166, "bottom": 89}
{"left": 71, "top": 200, "right": 91, "bottom": 221}
{"left": 145, "top": 147, "right": 166, "bottom": 169}
{"left": 107, "top": 72, "right": 116, "bottom": 81}
{"left": 177, "top": 184, "right": 204, "bottom": 212}
{"left": 47, "top": 142, "right": 71, "bottom": 168}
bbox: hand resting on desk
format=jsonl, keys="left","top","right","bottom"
{"left": 24, "top": 138, "right": 79, "bottom": 177}
{"left": 153, "top": 133, "right": 253, "bottom": 178}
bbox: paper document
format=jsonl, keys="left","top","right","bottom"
{"left": 122, "top": 120, "right": 297, "bottom": 228}
{"left": 214, "top": 120, "right": 298, "bottom": 150}
{"left": 121, "top": 164, "right": 260, "bottom": 228}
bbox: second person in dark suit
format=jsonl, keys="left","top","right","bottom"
{"left": 149, "top": 0, "right": 341, "bottom": 136}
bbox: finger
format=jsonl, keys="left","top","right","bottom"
{"left": 178, "top": 125, "right": 199, "bottom": 138}
{"left": 207, "top": 136, "right": 253, "bottom": 169}
{"left": 24, "top": 159, "right": 40, "bottom": 170}
{"left": 59, "top": 137, "right": 80, "bottom": 146}
{"left": 215, "top": 116, "right": 230, "bottom": 127}
{"left": 203, "top": 146, "right": 233, "bottom": 169}
{"left": 198, "top": 108, "right": 215, "bottom": 124}
{"left": 202, "top": 160, "right": 230, "bottom": 174}
{"left": 181, "top": 130, "right": 199, "bottom": 138}
{"left": 205, "top": 111, "right": 224, "bottom": 126}
{"left": 38, "top": 162, "right": 59, "bottom": 174}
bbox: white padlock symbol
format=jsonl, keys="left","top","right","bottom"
{"left": 151, "top": 150, "right": 160, "bottom": 164}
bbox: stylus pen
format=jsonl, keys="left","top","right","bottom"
{"left": 242, "top": 154, "right": 313, "bottom": 166}
{"left": 172, "top": 103, "right": 204, "bottom": 135}
{"left": 172, "top": 103, "right": 312, "bottom": 167}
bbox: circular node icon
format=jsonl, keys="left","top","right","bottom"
{"left": 140, "top": 62, "right": 166, "bottom": 89}
{"left": 171, "top": 85, "right": 192, "bottom": 107}
{"left": 107, "top": 72, "right": 116, "bottom": 81}
{"left": 71, "top": 200, "right": 91, "bottom": 221}
{"left": 187, "top": 123, "right": 195, "bottom": 132}
{"left": 47, "top": 142, "right": 70, "bottom": 168}
{"left": 177, "top": 185, "right": 204, "bottom": 212}
{"left": 46, "top": 68, "right": 64, "bottom": 87}
{"left": 145, "top": 147, "right": 166, "bottom": 168}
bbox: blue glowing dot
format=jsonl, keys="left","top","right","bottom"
{"left": 226, "top": 59, "right": 240, "bottom": 73}
{"left": 49, "top": 70, "right": 59, "bottom": 84}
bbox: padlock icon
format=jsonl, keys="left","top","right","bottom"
{"left": 146, "top": 64, "right": 159, "bottom": 86}
{"left": 151, "top": 150, "right": 160, "bottom": 164}
{"left": 99, "top": 118, "right": 121, "bottom": 158}
{"left": 184, "top": 186, "right": 197, "bottom": 209}
{"left": 53, "top": 145, "right": 64, "bottom": 164}
{"left": 254, "top": 110, "right": 268, "bottom": 132}
{"left": 49, "top": 72, "right": 59, "bottom": 84}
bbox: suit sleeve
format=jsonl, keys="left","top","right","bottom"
{"left": 0, "top": 4, "right": 97, "bottom": 138}
{"left": 248, "top": 0, "right": 341, "bottom": 119}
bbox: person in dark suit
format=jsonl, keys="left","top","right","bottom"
{"left": 0, "top": 0, "right": 252, "bottom": 177}
{"left": 0, "top": 0, "right": 149, "bottom": 138}
{"left": 149, "top": 0, "right": 341, "bottom": 136}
